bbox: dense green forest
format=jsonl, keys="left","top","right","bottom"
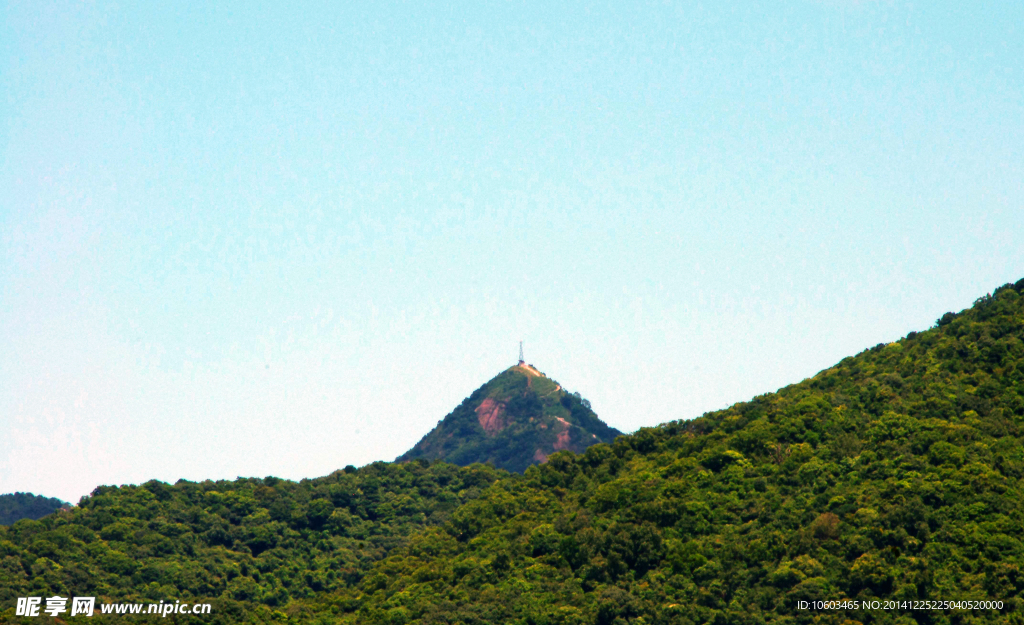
{"left": 3, "top": 279, "right": 1024, "bottom": 624}
{"left": 0, "top": 463, "right": 503, "bottom": 623}
{"left": 398, "top": 364, "right": 621, "bottom": 473}
{"left": 0, "top": 493, "right": 68, "bottom": 526}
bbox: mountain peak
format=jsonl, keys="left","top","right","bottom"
{"left": 514, "top": 362, "right": 544, "bottom": 377}
{"left": 397, "top": 364, "right": 621, "bottom": 472}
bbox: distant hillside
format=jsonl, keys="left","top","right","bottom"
{"left": 397, "top": 364, "right": 622, "bottom": 472}
{"left": 0, "top": 492, "right": 68, "bottom": 525}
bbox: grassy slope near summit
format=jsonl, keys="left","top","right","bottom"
{"left": 398, "top": 366, "right": 621, "bottom": 473}
{"left": 0, "top": 462, "right": 504, "bottom": 624}
{"left": 327, "top": 280, "right": 1024, "bottom": 625}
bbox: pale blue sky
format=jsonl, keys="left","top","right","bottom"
{"left": 2, "top": 1, "right": 1022, "bottom": 502}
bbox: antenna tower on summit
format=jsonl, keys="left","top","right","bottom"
{"left": 518, "top": 341, "right": 525, "bottom": 366}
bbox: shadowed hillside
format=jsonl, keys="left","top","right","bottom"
{"left": 0, "top": 493, "right": 69, "bottom": 526}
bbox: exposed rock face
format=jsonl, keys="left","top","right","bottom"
{"left": 475, "top": 398, "right": 508, "bottom": 435}
{"left": 397, "top": 365, "right": 622, "bottom": 473}
{"left": 553, "top": 419, "right": 572, "bottom": 451}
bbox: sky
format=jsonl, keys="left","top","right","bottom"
{"left": 2, "top": 1, "right": 1022, "bottom": 504}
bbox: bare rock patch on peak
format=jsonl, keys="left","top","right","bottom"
{"left": 475, "top": 398, "right": 508, "bottom": 435}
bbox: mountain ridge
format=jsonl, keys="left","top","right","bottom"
{"left": 326, "top": 278, "right": 1024, "bottom": 623}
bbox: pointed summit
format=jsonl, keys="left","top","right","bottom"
{"left": 397, "top": 364, "right": 621, "bottom": 472}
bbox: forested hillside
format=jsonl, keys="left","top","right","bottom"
{"left": 318, "top": 280, "right": 1024, "bottom": 624}
{"left": 0, "top": 493, "right": 68, "bottom": 526}
{"left": 4, "top": 279, "right": 1024, "bottom": 624}
{"left": 0, "top": 463, "right": 503, "bottom": 623}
